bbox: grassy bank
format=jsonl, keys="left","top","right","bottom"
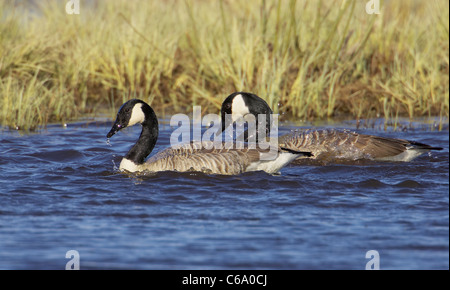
{"left": 0, "top": 0, "right": 448, "bottom": 130}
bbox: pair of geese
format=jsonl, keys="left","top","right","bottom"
{"left": 107, "top": 92, "right": 442, "bottom": 175}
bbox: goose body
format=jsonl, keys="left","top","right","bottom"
{"left": 220, "top": 92, "right": 443, "bottom": 163}
{"left": 278, "top": 129, "right": 441, "bottom": 163}
{"left": 118, "top": 140, "right": 303, "bottom": 175}
{"left": 107, "top": 99, "right": 309, "bottom": 175}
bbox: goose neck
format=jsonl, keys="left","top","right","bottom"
{"left": 124, "top": 112, "right": 158, "bottom": 165}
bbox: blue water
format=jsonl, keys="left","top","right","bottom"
{"left": 0, "top": 120, "right": 448, "bottom": 269}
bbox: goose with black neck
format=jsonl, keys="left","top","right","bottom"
{"left": 219, "top": 92, "right": 443, "bottom": 163}
{"left": 107, "top": 99, "right": 311, "bottom": 175}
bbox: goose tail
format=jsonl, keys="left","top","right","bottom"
{"left": 407, "top": 141, "right": 443, "bottom": 151}
{"left": 280, "top": 147, "right": 314, "bottom": 157}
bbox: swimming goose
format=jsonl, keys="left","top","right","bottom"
{"left": 106, "top": 99, "right": 311, "bottom": 175}
{"left": 219, "top": 92, "right": 443, "bottom": 163}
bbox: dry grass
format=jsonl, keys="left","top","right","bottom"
{"left": 0, "top": 0, "right": 448, "bottom": 130}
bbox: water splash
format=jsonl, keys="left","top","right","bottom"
{"left": 107, "top": 137, "right": 118, "bottom": 171}
{"left": 112, "top": 155, "right": 119, "bottom": 171}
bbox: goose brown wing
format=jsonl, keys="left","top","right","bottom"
{"left": 350, "top": 134, "right": 409, "bottom": 159}
{"left": 278, "top": 129, "right": 414, "bottom": 160}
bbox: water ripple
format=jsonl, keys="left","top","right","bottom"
{"left": 0, "top": 122, "right": 448, "bottom": 269}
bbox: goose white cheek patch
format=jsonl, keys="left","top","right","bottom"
{"left": 128, "top": 103, "right": 145, "bottom": 127}
{"left": 231, "top": 94, "right": 250, "bottom": 122}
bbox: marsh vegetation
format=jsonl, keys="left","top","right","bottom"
{"left": 0, "top": 0, "right": 448, "bottom": 130}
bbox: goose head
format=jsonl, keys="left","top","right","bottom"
{"left": 219, "top": 92, "right": 273, "bottom": 138}
{"left": 107, "top": 99, "right": 149, "bottom": 138}
{"left": 107, "top": 99, "right": 159, "bottom": 167}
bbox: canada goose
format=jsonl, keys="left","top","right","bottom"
{"left": 106, "top": 99, "right": 311, "bottom": 175}
{"left": 219, "top": 92, "right": 443, "bottom": 163}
